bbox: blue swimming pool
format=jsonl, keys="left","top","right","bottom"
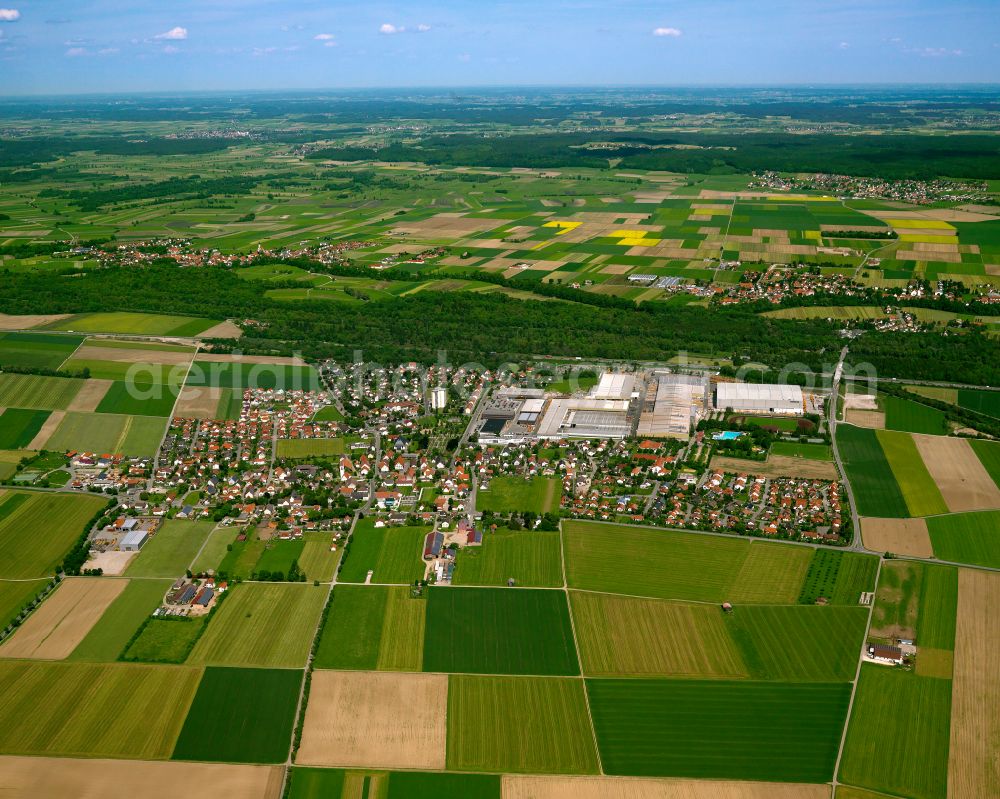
{"left": 713, "top": 431, "right": 744, "bottom": 441}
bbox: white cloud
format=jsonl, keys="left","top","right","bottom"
{"left": 839, "top": 41, "right": 850, "bottom": 49}
{"left": 314, "top": 33, "right": 335, "bottom": 41}
{"left": 380, "top": 23, "right": 403, "bottom": 35}
{"left": 652, "top": 27, "right": 681, "bottom": 37}
{"left": 98, "top": 47, "right": 119, "bottom": 56}
{"left": 908, "top": 46, "right": 963, "bottom": 57}
{"left": 65, "top": 47, "right": 87, "bottom": 57}
{"left": 0, "top": 9, "right": 19, "bottom": 22}
{"left": 155, "top": 26, "right": 187, "bottom": 41}
{"left": 416, "top": 23, "right": 431, "bottom": 32}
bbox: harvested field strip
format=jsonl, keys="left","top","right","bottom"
{"left": 570, "top": 592, "right": 747, "bottom": 678}
{"left": 709, "top": 453, "right": 837, "bottom": 480}
{"left": 840, "top": 666, "right": 952, "bottom": 799}
{"left": 0, "top": 577, "right": 126, "bottom": 660}
{"left": 563, "top": 521, "right": 750, "bottom": 602}
{"left": 837, "top": 425, "right": 909, "bottom": 518}
{"left": 298, "top": 670, "right": 447, "bottom": 770}
{"left": 0, "top": 756, "right": 284, "bottom": 799}
{"left": 914, "top": 434, "right": 1000, "bottom": 513}
{"left": 172, "top": 666, "right": 300, "bottom": 764}
{"left": 861, "top": 517, "right": 932, "bottom": 558}
{"left": 188, "top": 582, "right": 326, "bottom": 669}
{"left": 948, "top": 569, "right": 1000, "bottom": 799}
{"left": 0, "top": 661, "right": 200, "bottom": 759}
{"left": 927, "top": 510, "right": 1000, "bottom": 568}
{"left": 447, "top": 675, "right": 600, "bottom": 775}
{"left": 587, "top": 678, "right": 850, "bottom": 782}
{"left": 68, "top": 578, "right": 172, "bottom": 661}
{"left": 65, "top": 378, "right": 113, "bottom": 412}
{"left": 424, "top": 586, "right": 578, "bottom": 676}
{"left": 501, "top": 775, "right": 831, "bottom": 799}
{"left": 876, "top": 430, "right": 948, "bottom": 517}
{"left": 726, "top": 605, "right": 869, "bottom": 681}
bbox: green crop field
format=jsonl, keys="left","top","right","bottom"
{"left": 44, "top": 411, "right": 167, "bottom": 457}
{"left": 0, "top": 577, "right": 51, "bottom": 632}
{"left": 123, "top": 616, "right": 207, "bottom": 663}
{"left": 0, "top": 491, "right": 107, "bottom": 579}
{"left": 216, "top": 535, "right": 265, "bottom": 580}
{"left": 0, "top": 373, "right": 84, "bottom": 410}
{"left": 477, "top": 475, "right": 561, "bottom": 514}
{"left": 957, "top": 388, "right": 1000, "bottom": 419}
{"left": 928, "top": 510, "right": 1000, "bottom": 568}
{"left": 876, "top": 430, "right": 949, "bottom": 516}
{"left": 298, "top": 534, "right": 340, "bottom": 582}
{"left": 727, "top": 541, "right": 812, "bottom": 603}
{"left": 570, "top": 592, "right": 747, "bottom": 678}
{"left": 190, "top": 525, "right": 237, "bottom": 574}
{"left": 0, "top": 661, "right": 200, "bottom": 759}
{"left": 172, "top": 666, "right": 300, "bottom": 763}
{"left": 452, "top": 529, "right": 563, "bottom": 587}
{"left": 124, "top": 520, "right": 216, "bottom": 578}
{"left": 840, "top": 666, "right": 952, "bottom": 799}
{"left": 969, "top": 439, "right": 1000, "bottom": 488}
{"left": 563, "top": 521, "right": 750, "bottom": 602}
{"left": 94, "top": 380, "right": 180, "bottom": 417}
{"left": 63, "top": 359, "right": 187, "bottom": 384}
{"left": 424, "top": 587, "right": 579, "bottom": 676}
{"left": 769, "top": 441, "right": 834, "bottom": 461}
{"left": 338, "top": 519, "right": 430, "bottom": 584}
{"left": 882, "top": 394, "right": 947, "bottom": 435}
{"left": 188, "top": 582, "right": 326, "bottom": 668}
{"left": 46, "top": 312, "right": 220, "bottom": 336}
{"left": 185, "top": 360, "right": 319, "bottom": 390}
{"left": 0, "top": 332, "right": 84, "bottom": 370}
{"left": 725, "top": 605, "right": 869, "bottom": 681}
{"left": 314, "top": 584, "right": 425, "bottom": 671}
{"left": 837, "top": 425, "right": 910, "bottom": 517}
{"left": 798, "top": 549, "right": 879, "bottom": 605}
{"left": 587, "top": 678, "right": 850, "bottom": 782}
{"left": 871, "top": 560, "right": 922, "bottom": 641}
{"left": 254, "top": 538, "right": 305, "bottom": 576}
{"left": 917, "top": 564, "right": 958, "bottom": 652}
{"left": 276, "top": 438, "right": 346, "bottom": 459}
{"left": 68, "top": 578, "right": 171, "bottom": 661}
{"left": 447, "top": 675, "right": 599, "bottom": 774}
{"left": 288, "top": 768, "right": 502, "bottom": 799}
{"left": 0, "top": 408, "right": 49, "bottom": 449}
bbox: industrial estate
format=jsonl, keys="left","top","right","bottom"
{"left": 0, "top": 65, "right": 999, "bottom": 799}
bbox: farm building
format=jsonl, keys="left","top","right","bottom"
{"left": 867, "top": 643, "right": 904, "bottom": 665}
{"left": 423, "top": 530, "right": 444, "bottom": 560}
{"left": 714, "top": 382, "right": 804, "bottom": 415}
{"left": 120, "top": 529, "right": 149, "bottom": 552}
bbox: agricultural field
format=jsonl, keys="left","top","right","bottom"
{"left": 184, "top": 360, "right": 319, "bottom": 391}
{"left": 314, "top": 585, "right": 425, "bottom": 672}
{"left": 288, "top": 768, "right": 502, "bottom": 799}
{"left": 927, "top": 510, "right": 1000, "bottom": 568}
{"left": 768, "top": 441, "right": 834, "bottom": 461}
{"left": 587, "top": 678, "right": 850, "bottom": 782}
{"left": 0, "top": 332, "right": 84, "bottom": 370}
{"left": 276, "top": 438, "right": 345, "bottom": 459}
{"left": 338, "top": 519, "right": 430, "bottom": 584}
{"left": 46, "top": 312, "right": 221, "bottom": 337}
{"left": 881, "top": 394, "right": 947, "bottom": 435}
{"left": 68, "top": 578, "right": 172, "bottom": 662}
{"left": 0, "top": 408, "right": 50, "bottom": 449}
{"left": 189, "top": 525, "right": 238, "bottom": 574}
{"left": 93, "top": 380, "right": 181, "bottom": 417}
{"left": 123, "top": 616, "right": 207, "bottom": 663}
{"left": 728, "top": 541, "right": 813, "bottom": 604}
{"left": 0, "top": 373, "right": 85, "bottom": 410}
{"left": 423, "top": 587, "right": 579, "bottom": 676}
{"left": 476, "top": 475, "right": 562, "bottom": 514}
{"left": 447, "top": 675, "right": 600, "bottom": 774}
{"left": 298, "top": 670, "right": 447, "bottom": 770}
{"left": 797, "top": 549, "right": 879, "bottom": 605}
{"left": 840, "top": 666, "right": 952, "bottom": 799}
{"left": 44, "top": 411, "right": 167, "bottom": 457}
{"left": 914, "top": 434, "right": 1000, "bottom": 513}
{"left": 875, "top": 430, "right": 949, "bottom": 516}
{"left": 0, "top": 491, "right": 107, "bottom": 579}
{"left": 452, "top": 529, "right": 563, "bottom": 587}
{"left": 836, "top": 424, "right": 910, "bottom": 518}
{"left": 172, "top": 666, "right": 301, "bottom": 764}
{"left": 188, "top": 582, "right": 326, "bottom": 668}
{"left": 0, "top": 660, "right": 200, "bottom": 759}
{"left": 0, "top": 578, "right": 52, "bottom": 634}
{"left": 969, "top": 438, "right": 1000, "bottom": 488}
{"left": 297, "top": 532, "right": 341, "bottom": 582}
{"left": 125, "top": 520, "right": 217, "bottom": 578}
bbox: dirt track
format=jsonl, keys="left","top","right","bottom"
{"left": 502, "top": 776, "right": 831, "bottom": 799}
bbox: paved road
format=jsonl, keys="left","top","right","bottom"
{"left": 828, "top": 345, "right": 866, "bottom": 552}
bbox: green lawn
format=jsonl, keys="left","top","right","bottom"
{"left": 477, "top": 475, "right": 562, "bottom": 514}
{"left": 770, "top": 441, "right": 834, "bottom": 461}
{"left": 840, "top": 666, "right": 952, "bottom": 799}
{"left": 452, "top": 529, "right": 563, "bottom": 588}
{"left": 190, "top": 526, "right": 237, "bottom": 574}
{"left": 424, "top": 587, "right": 579, "bottom": 676}
{"left": 124, "top": 520, "right": 216, "bottom": 578}
{"left": 276, "top": 438, "right": 345, "bottom": 459}
{"left": 588, "top": 678, "right": 850, "bottom": 782}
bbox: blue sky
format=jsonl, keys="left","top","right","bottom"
{"left": 0, "top": 1, "right": 997, "bottom": 95}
